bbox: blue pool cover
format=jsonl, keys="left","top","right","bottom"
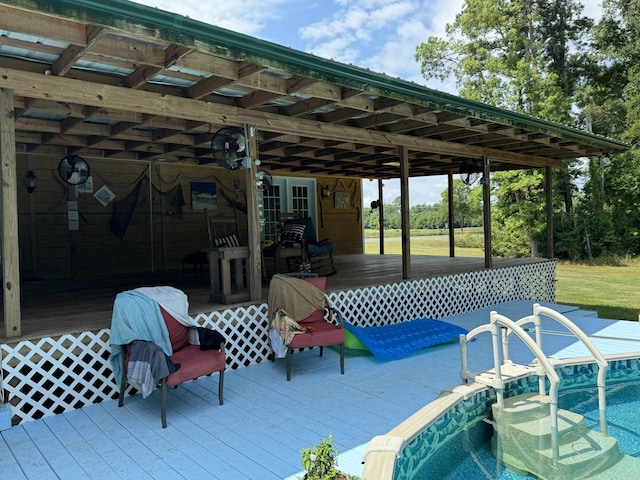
{"left": 343, "top": 318, "right": 468, "bottom": 359}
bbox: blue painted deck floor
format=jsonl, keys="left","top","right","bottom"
{"left": 2, "top": 300, "right": 640, "bottom": 479}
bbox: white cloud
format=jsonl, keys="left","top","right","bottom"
{"left": 299, "top": 1, "right": 416, "bottom": 60}
{"left": 130, "top": 0, "right": 290, "bottom": 36}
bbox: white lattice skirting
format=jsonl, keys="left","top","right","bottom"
{"left": 1, "top": 261, "right": 555, "bottom": 425}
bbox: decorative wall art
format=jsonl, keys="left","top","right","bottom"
{"left": 334, "top": 191, "right": 351, "bottom": 209}
{"left": 191, "top": 182, "right": 217, "bottom": 210}
{"left": 94, "top": 185, "right": 115, "bottom": 207}
{"left": 75, "top": 176, "right": 93, "bottom": 194}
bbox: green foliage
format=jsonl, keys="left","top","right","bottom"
{"left": 362, "top": 195, "right": 478, "bottom": 231}
{"left": 301, "top": 435, "right": 339, "bottom": 480}
{"left": 414, "top": 0, "right": 598, "bottom": 258}
{"left": 440, "top": 179, "right": 483, "bottom": 231}
{"left": 455, "top": 233, "right": 484, "bottom": 249}
{"left": 300, "top": 435, "right": 359, "bottom": 480}
{"left": 605, "top": 151, "right": 640, "bottom": 254}
{"left": 412, "top": 0, "right": 640, "bottom": 260}
{"left": 492, "top": 170, "right": 546, "bottom": 257}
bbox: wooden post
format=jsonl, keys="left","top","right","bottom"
{"left": 245, "top": 125, "right": 262, "bottom": 300}
{"left": 448, "top": 172, "right": 455, "bottom": 257}
{"left": 0, "top": 87, "right": 21, "bottom": 337}
{"left": 399, "top": 145, "right": 411, "bottom": 279}
{"left": 482, "top": 156, "right": 492, "bottom": 268}
{"left": 377, "top": 179, "right": 384, "bottom": 255}
{"left": 545, "top": 166, "right": 554, "bottom": 259}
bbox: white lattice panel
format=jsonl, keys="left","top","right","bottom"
{"left": 0, "top": 261, "right": 555, "bottom": 425}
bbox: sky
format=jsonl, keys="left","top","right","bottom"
{"left": 131, "top": 0, "right": 603, "bottom": 207}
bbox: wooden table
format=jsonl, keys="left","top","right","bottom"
{"left": 202, "top": 246, "right": 251, "bottom": 304}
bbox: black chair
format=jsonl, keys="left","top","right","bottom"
{"left": 278, "top": 212, "right": 337, "bottom": 276}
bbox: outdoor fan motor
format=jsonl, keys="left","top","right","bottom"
{"left": 210, "top": 126, "right": 250, "bottom": 170}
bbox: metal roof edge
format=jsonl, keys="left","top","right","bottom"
{"left": 5, "top": 0, "right": 629, "bottom": 154}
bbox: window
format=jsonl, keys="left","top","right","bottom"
{"left": 262, "top": 177, "right": 316, "bottom": 242}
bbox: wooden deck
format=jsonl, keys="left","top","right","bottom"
{"left": 2, "top": 300, "right": 639, "bottom": 480}
{"left": 1, "top": 254, "right": 546, "bottom": 342}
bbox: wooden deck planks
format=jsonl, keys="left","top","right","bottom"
{"left": 0, "top": 432, "right": 30, "bottom": 480}
{"left": 20, "top": 419, "right": 91, "bottom": 480}
{"left": 5, "top": 300, "right": 632, "bottom": 479}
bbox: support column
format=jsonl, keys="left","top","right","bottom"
{"left": 0, "top": 87, "right": 21, "bottom": 338}
{"left": 377, "top": 179, "right": 384, "bottom": 255}
{"left": 399, "top": 146, "right": 411, "bottom": 279}
{"left": 482, "top": 156, "right": 492, "bottom": 268}
{"left": 245, "top": 125, "right": 262, "bottom": 300}
{"left": 545, "top": 166, "right": 554, "bottom": 259}
{"left": 448, "top": 172, "right": 455, "bottom": 257}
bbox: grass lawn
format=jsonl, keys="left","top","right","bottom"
{"left": 554, "top": 260, "right": 640, "bottom": 322}
{"left": 365, "top": 235, "right": 640, "bottom": 321}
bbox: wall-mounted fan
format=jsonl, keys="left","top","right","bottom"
{"left": 58, "top": 155, "right": 90, "bottom": 185}
{"left": 459, "top": 159, "right": 484, "bottom": 186}
{"left": 210, "top": 126, "right": 250, "bottom": 170}
{"left": 256, "top": 170, "right": 272, "bottom": 191}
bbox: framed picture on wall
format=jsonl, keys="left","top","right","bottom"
{"left": 191, "top": 182, "right": 217, "bottom": 209}
{"left": 334, "top": 191, "right": 351, "bottom": 209}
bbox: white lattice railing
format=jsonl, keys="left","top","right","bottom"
{"left": 0, "top": 261, "right": 555, "bottom": 425}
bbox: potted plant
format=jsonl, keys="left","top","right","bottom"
{"left": 300, "top": 434, "right": 360, "bottom": 480}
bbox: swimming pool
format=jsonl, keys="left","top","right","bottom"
{"left": 370, "top": 356, "right": 640, "bottom": 479}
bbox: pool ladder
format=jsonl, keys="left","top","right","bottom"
{"left": 459, "top": 303, "right": 610, "bottom": 475}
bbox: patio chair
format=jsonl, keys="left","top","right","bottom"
{"left": 204, "top": 214, "right": 251, "bottom": 303}
{"left": 110, "top": 287, "right": 226, "bottom": 428}
{"left": 278, "top": 212, "right": 337, "bottom": 276}
{"left": 268, "top": 274, "right": 344, "bottom": 380}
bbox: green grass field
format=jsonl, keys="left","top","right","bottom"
{"left": 364, "top": 231, "right": 640, "bottom": 321}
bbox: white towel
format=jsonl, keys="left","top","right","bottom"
{"left": 135, "top": 286, "right": 198, "bottom": 327}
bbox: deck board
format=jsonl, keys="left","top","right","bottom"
{"left": 20, "top": 419, "right": 91, "bottom": 480}
{"left": 4, "top": 300, "right": 638, "bottom": 479}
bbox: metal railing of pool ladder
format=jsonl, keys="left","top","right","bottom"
{"left": 458, "top": 303, "right": 609, "bottom": 469}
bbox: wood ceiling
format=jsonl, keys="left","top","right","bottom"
{"left": 0, "top": 1, "right": 627, "bottom": 180}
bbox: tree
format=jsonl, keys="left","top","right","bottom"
{"left": 415, "top": 0, "right": 596, "bottom": 257}
{"left": 440, "top": 179, "right": 482, "bottom": 231}
{"left": 575, "top": 0, "right": 640, "bottom": 257}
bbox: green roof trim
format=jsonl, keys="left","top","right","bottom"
{"left": 9, "top": 0, "right": 628, "bottom": 154}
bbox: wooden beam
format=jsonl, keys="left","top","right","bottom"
{"left": 399, "top": 145, "right": 411, "bottom": 279}
{"left": 52, "top": 26, "right": 106, "bottom": 77}
{"left": 378, "top": 179, "right": 384, "bottom": 255}
{"left": 448, "top": 172, "right": 455, "bottom": 257}
{"left": 546, "top": 166, "right": 554, "bottom": 259}
{"left": 0, "top": 87, "right": 21, "bottom": 338}
{"left": 245, "top": 125, "right": 262, "bottom": 300}
{"left": 482, "top": 156, "right": 492, "bottom": 268}
{"left": 0, "top": 67, "right": 561, "bottom": 168}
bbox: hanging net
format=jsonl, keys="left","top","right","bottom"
{"left": 110, "top": 174, "right": 187, "bottom": 238}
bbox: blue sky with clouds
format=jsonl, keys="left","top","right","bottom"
{"left": 131, "top": 0, "right": 602, "bottom": 206}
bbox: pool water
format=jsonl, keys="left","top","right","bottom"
{"left": 408, "top": 377, "right": 640, "bottom": 479}
{"left": 568, "top": 382, "right": 640, "bottom": 458}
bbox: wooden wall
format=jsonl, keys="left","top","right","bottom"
{"left": 16, "top": 155, "right": 363, "bottom": 282}
{"left": 313, "top": 175, "right": 363, "bottom": 256}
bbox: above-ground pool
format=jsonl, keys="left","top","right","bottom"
{"left": 391, "top": 357, "right": 640, "bottom": 479}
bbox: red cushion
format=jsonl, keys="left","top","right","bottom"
{"left": 161, "top": 307, "right": 190, "bottom": 351}
{"left": 289, "top": 320, "right": 344, "bottom": 348}
{"left": 300, "top": 310, "right": 325, "bottom": 324}
{"left": 302, "top": 276, "right": 326, "bottom": 291}
{"left": 167, "top": 345, "right": 226, "bottom": 386}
